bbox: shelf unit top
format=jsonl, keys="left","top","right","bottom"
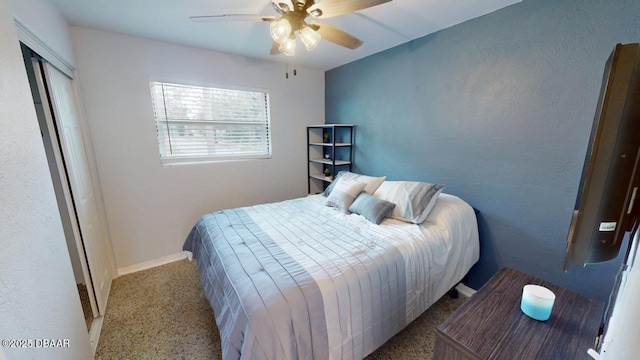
{"left": 307, "top": 124, "right": 354, "bottom": 128}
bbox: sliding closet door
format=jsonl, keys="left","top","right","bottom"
{"left": 39, "top": 62, "right": 112, "bottom": 315}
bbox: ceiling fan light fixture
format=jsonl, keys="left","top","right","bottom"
{"left": 279, "top": 36, "right": 297, "bottom": 56}
{"left": 299, "top": 26, "right": 321, "bottom": 51}
{"left": 275, "top": 2, "right": 290, "bottom": 12}
{"left": 308, "top": 8, "right": 323, "bottom": 17}
{"left": 270, "top": 18, "right": 292, "bottom": 43}
{"left": 192, "top": 0, "right": 391, "bottom": 56}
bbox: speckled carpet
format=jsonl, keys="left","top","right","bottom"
{"left": 95, "top": 259, "right": 466, "bottom": 360}
{"left": 77, "top": 283, "right": 93, "bottom": 331}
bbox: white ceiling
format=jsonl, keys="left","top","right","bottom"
{"left": 45, "top": 0, "right": 521, "bottom": 71}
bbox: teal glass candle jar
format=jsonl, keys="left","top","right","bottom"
{"left": 521, "top": 284, "right": 556, "bottom": 321}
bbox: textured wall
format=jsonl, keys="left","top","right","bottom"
{"left": 326, "top": 0, "right": 640, "bottom": 301}
{"left": 70, "top": 27, "right": 325, "bottom": 270}
{"left": 0, "top": 0, "right": 92, "bottom": 358}
{"left": 9, "top": 0, "right": 76, "bottom": 67}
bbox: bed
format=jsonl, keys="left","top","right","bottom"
{"left": 184, "top": 177, "right": 479, "bottom": 360}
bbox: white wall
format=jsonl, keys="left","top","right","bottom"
{"left": 70, "top": 27, "right": 325, "bottom": 270}
{"left": 0, "top": 0, "right": 92, "bottom": 358}
{"left": 601, "top": 230, "right": 640, "bottom": 359}
{"left": 9, "top": 0, "right": 75, "bottom": 69}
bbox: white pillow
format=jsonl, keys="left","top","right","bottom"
{"left": 326, "top": 177, "right": 367, "bottom": 213}
{"left": 373, "top": 181, "right": 444, "bottom": 224}
{"left": 324, "top": 171, "right": 386, "bottom": 196}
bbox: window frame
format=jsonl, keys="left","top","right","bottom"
{"left": 149, "top": 79, "right": 273, "bottom": 166}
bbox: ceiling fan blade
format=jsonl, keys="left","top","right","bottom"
{"left": 310, "top": 21, "right": 363, "bottom": 49}
{"left": 307, "top": 0, "right": 391, "bottom": 18}
{"left": 190, "top": 14, "right": 276, "bottom": 22}
{"left": 270, "top": 41, "right": 281, "bottom": 55}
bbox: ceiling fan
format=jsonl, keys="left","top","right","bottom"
{"left": 190, "top": 0, "right": 392, "bottom": 57}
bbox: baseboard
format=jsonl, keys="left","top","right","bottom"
{"left": 117, "top": 252, "right": 187, "bottom": 277}
{"left": 89, "top": 315, "right": 103, "bottom": 356}
{"left": 455, "top": 283, "right": 477, "bottom": 298}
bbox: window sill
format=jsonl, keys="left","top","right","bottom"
{"left": 160, "top": 154, "right": 272, "bottom": 166}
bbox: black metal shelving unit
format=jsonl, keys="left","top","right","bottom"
{"left": 307, "top": 124, "right": 354, "bottom": 194}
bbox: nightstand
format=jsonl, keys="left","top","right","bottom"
{"left": 433, "top": 268, "right": 604, "bottom": 359}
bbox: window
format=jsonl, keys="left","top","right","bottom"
{"left": 150, "top": 81, "right": 271, "bottom": 164}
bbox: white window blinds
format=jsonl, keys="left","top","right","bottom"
{"left": 150, "top": 81, "right": 271, "bottom": 164}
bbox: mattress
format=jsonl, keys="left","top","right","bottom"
{"left": 183, "top": 193, "right": 479, "bottom": 360}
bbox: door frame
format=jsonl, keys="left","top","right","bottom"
{"left": 24, "top": 51, "right": 116, "bottom": 356}
{"left": 32, "top": 57, "right": 101, "bottom": 318}
{"left": 33, "top": 57, "right": 117, "bottom": 310}
{"left": 14, "top": 18, "right": 117, "bottom": 283}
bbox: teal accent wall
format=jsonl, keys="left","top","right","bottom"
{"left": 325, "top": 0, "right": 640, "bottom": 301}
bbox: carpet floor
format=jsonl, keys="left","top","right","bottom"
{"left": 77, "top": 283, "right": 93, "bottom": 331}
{"left": 95, "top": 259, "right": 466, "bottom": 360}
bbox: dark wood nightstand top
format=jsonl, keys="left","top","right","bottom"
{"left": 435, "top": 268, "right": 604, "bottom": 360}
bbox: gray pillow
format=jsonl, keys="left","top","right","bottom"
{"left": 348, "top": 193, "right": 396, "bottom": 225}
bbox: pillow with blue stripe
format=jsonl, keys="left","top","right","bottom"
{"left": 324, "top": 171, "right": 385, "bottom": 197}
{"left": 326, "top": 177, "right": 367, "bottom": 213}
{"left": 373, "top": 181, "right": 445, "bottom": 224}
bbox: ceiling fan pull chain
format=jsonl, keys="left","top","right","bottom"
{"left": 284, "top": 60, "right": 298, "bottom": 79}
